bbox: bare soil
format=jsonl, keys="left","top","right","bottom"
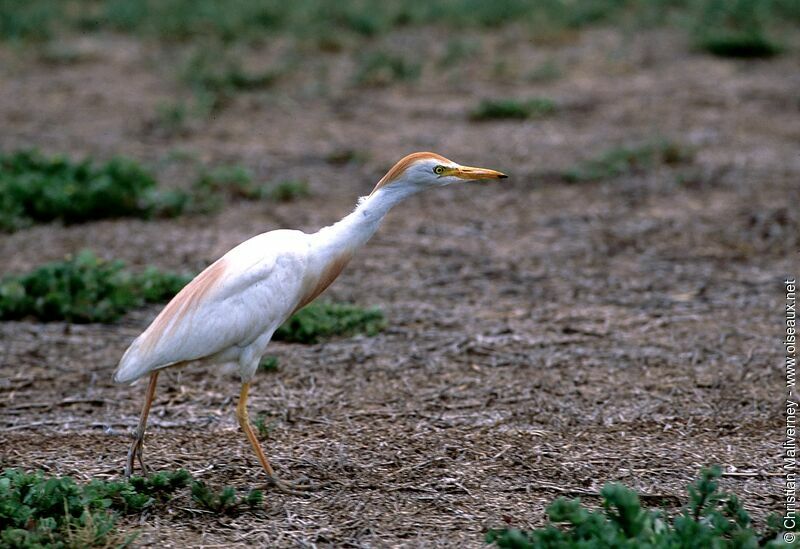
{"left": 0, "top": 26, "right": 798, "bottom": 547}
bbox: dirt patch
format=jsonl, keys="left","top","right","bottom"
{"left": 0, "top": 25, "right": 797, "bottom": 547}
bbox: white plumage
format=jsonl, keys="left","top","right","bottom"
{"left": 115, "top": 230, "right": 308, "bottom": 383}
{"left": 115, "top": 152, "right": 506, "bottom": 490}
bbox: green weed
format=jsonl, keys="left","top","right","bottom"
{"left": 0, "top": 1, "right": 55, "bottom": 41}
{"left": 194, "top": 165, "right": 262, "bottom": 200}
{"left": 438, "top": 37, "right": 481, "bottom": 68}
{"left": 274, "top": 301, "right": 386, "bottom": 344}
{"left": 325, "top": 149, "right": 369, "bottom": 166}
{"left": 487, "top": 466, "right": 791, "bottom": 548}
{"left": 153, "top": 101, "right": 191, "bottom": 136}
{"left": 258, "top": 356, "right": 279, "bottom": 373}
{"left": 253, "top": 413, "right": 273, "bottom": 440}
{"left": 0, "top": 150, "right": 194, "bottom": 232}
{"left": 38, "top": 42, "right": 95, "bottom": 65}
{"left": 0, "top": 251, "right": 191, "bottom": 323}
{"left": 563, "top": 140, "right": 694, "bottom": 182}
{"left": 0, "top": 467, "right": 224, "bottom": 547}
{"left": 190, "top": 481, "right": 262, "bottom": 514}
{"left": 527, "top": 60, "right": 563, "bottom": 82}
{"left": 694, "top": 0, "right": 783, "bottom": 58}
{"left": 0, "top": 468, "right": 184, "bottom": 548}
{"left": 193, "top": 169, "right": 310, "bottom": 203}
{"left": 187, "top": 58, "right": 276, "bottom": 93}
{"left": 0, "top": 469, "right": 109, "bottom": 548}
{"left": 698, "top": 32, "right": 782, "bottom": 58}
{"left": 354, "top": 51, "right": 420, "bottom": 87}
{"left": 179, "top": 47, "right": 279, "bottom": 115}
{"left": 470, "top": 98, "right": 558, "bottom": 121}
{"left": 126, "top": 470, "right": 191, "bottom": 502}
{"left": 80, "top": 469, "right": 189, "bottom": 516}
{"left": 266, "top": 180, "right": 311, "bottom": 202}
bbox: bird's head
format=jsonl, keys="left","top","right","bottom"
{"left": 370, "top": 152, "right": 507, "bottom": 196}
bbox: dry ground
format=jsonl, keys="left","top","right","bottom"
{"left": 0, "top": 24, "right": 798, "bottom": 547}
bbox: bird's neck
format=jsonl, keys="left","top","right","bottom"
{"left": 314, "top": 184, "right": 417, "bottom": 252}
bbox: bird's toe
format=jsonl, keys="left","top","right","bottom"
{"left": 264, "top": 475, "right": 327, "bottom": 494}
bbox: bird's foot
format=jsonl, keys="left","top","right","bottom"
{"left": 135, "top": 443, "right": 149, "bottom": 477}
{"left": 263, "top": 475, "right": 329, "bottom": 494}
{"left": 124, "top": 431, "right": 148, "bottom": 478}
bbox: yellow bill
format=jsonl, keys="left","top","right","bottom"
{"left": 451, "top": 165, "right": 508, "bottom": 180}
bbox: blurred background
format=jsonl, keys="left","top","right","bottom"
{"left": 0, "top": 0, "right": 798, "bottom": 546}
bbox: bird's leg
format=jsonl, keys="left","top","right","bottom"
{"left": 125, "top": 371, "right": 159, "bottom": 478}
{"left": 236, "top": 382, "right": 316, "bottom": 493}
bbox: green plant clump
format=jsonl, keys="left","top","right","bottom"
{"left": 325, "top": 149, "right": 369, "bottom": 166}
{"left": 0, "top": 468, "right": 190, "bottom": 548}
{"left": 192, "top": 167, "right": 311, "bottom": 204}
{"left": 126, "top": 470, "right": 191, "bottom": 503}
{"left": 0, "top": 251, "right": 191, "bottom": 323}
{"left": 253, "top": 413, "right": 273, "bottom": 440}
{"left": 274, "top": 301, "right": 386, "bottom": 344}
{"left": 193, "top": 164, "right": 262, "bottom": 201}
{"left": 563, "top": 140, "right": 693, "bottom": 182}
{"left": 470, "top": 98, "right": 558, "bottom": 121}
{"left": 0, "top": 470, "right": 124, "bottom": 548}
{"left": 695, "top": 0, "right": 783, "bottom": 58}
{"left": 698, "top": 32, "right": 782, "bottom": 58}
{"left": 180, "top": 49, "right": 279, "bottom": 115}
{"left": 354, "top": 51, "right": 421, "bottom": 86}
{"left": 0, "top": 150, "right": 190, "bottom": 232}
{"left": 190, "top": 481, "right": 262, "bottom": 515}
{"left": 266, "top": 180, "right": 311, "bottom": 202}
{"left": 487, "top": 466, "right": 792, "bottom": 548}
{"left": 258, "top": 355, "right": 279, "bottom": 373}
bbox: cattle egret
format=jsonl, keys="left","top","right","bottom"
{"left": 114, "top": 152, "right": 507, "bottom": 491}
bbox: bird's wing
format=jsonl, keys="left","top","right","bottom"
{"left": 114, "top": 230, "right": 309, "bottom": 382}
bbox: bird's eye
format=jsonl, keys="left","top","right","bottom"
{"left": 433, "top": 166, "right": 445, "bottom": 175}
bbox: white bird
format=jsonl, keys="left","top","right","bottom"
{"left": 114, "top": 152, "right": 506, "bottom": 491}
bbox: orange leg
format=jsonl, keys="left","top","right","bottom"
{"left": 236, "top": 382, "right": 315, "bottom": 492}
{"left": 125, "top": 371, "right": 159, "bottom": 478}
{"left": 236, "top": 383, "right": 276, "bottom": 476}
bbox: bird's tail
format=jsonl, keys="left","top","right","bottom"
{"left": 113, "top": 337, "right": 150, "bottom": 384}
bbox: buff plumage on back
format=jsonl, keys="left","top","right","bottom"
{"left": 140, "top": 258, "right": 229, "bottom": 353}
{"left": 370, "top": 152, "right": 452, "bottom": 196}
{"left": 114, "top": 258, "right": 229, "bottom": 382}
